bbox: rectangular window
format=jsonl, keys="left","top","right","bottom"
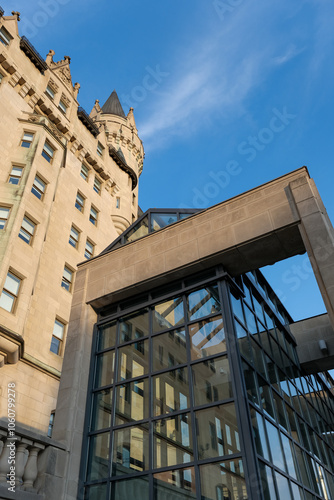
{"left": 75, "top": 192, "right": 85, "bottom": 212}
{"left": 19, "top": 216, "right": 36, "bottom": 245}
{"left": 0, "top": 206, "right": 10, "bottom": 229}
{"left": 61, "top": 265, "right": 73, "bottom": 292}
{"left": 69, "top": 226, "right": 79, "bottom": 249}
{"left": 42, "top": 141, "right": 55, "bottom": 163}
{"left": 45, "top": 85, "right": 55, "bottom": 99}
{"left": 80, "top": 164, "right": 89, "bottom": 181}
{"left": 0, "top": 271, "right": 21, "bottom": 313}
{"left": 0, "top": 26, "right": 12, "bottom": 46}
{"left": 21, "top": 132, "right": 34, "bottom": 148}
{"left": 97, "top": 141, "right": 104, "bottom": 157}
{"left": 116, "top": 197, "right": 120, "bottom": 209}
{"left": 47, "top": 411, "right": 55, "bottom": 438}
{"left": 8, "top": 166, "right": 23, "bottom": 185}
{"left": 31, "top": 175, "right": 46, "bottom": 200}
{"left": 58, "top": 99, "right": 67, "bottom": 114}
{"left": 85, "top": 239, "right": 94, "bottom": 259}
{"left": 50, "top": 319, "right": 65, "bottom": 355}
{"left": 89, "top": 206, "right": 98, "bottom": 226}
{"left": 93, "top": 176, "right": 102, "bottom": 194}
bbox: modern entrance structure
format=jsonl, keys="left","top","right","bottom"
{"left": 50, "top": 167, "right": 334, "bottom": 500}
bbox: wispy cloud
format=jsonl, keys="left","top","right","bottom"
{"left": 272, "top": 44, "right": 306, "bottom": 65}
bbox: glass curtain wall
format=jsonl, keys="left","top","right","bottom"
{"left": 82, "top": 268, "right": 334, "bottom": 500}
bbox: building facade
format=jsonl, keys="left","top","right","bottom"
{"left": 0, "top": 8, "right": 143, "bottom": 437}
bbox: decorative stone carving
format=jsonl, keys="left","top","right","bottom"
{"left": 47, "top": 78, "right": 58, "bottom": 93}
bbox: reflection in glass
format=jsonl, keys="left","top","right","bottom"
{"left": 95, "top": 350, "right": 115, "bottom": 388}
{"left": 275, "top": 472, "right": 292, "bottom": 500}
{"left": 113, "top": 424, "right": 149, "bottom": 475}
{"left": 243, "top": 364, "right": 259, "bottom": 406}
{"left": 244, "top": 306, "right": 258, "bottom": 335}
{"left": 91, "top": 388, "right": 113, "bottom": 431}
{"left": 192, "top": 356, "right": 233, "bottom": 407}
{"left": 111, "top": 475, "right": 149, "bottom": 499}
{"left": 118, "top": 340, "right": 149, "bottom": 381}
{"left": 152, "top": 328, "right": 187, "bottom": 371}
{"left": 196, "top": 404, "right": 240, "bottom": 460}
{"left": 153, "top": 296, "right": 184, "bottom": 332}
{"left": 280, "top": 434, "right": 297, "bottom": 480}
{"left": 154, "top": 467, "right": 196, "bottom": 499}
{"left": 259, "top": 461, "right": 277, "bottom": 500}
{"left": 230, "top": 291, "right": 245, "bottom": 325}
{"left": 151, "top": 213, "right": 178, "bottom": 231}
{"left": 250, "top": 409, "right": 269, "bottom": 461}
{"left": 84, "top": 483, "right": 107, "bottom": 500}
{"left": 294, "top": 444, "right": 311, "bottom": 490}
{"left": 86, "top": 432, "right": 110, "bottom": 481}
{"left": 200, "top": 460, "right": 247, "bottom": 500}
{"left": 98, "top": 321, "right": 117, "bottom": 350}
{"left": 272, "top": 392, "right": 289, "bottom": 432}
{"left": 154, "top": 413, "right": 193, "bottom": 468}
{"left": 116, "top": 378, "right": 149, "bottom": 422}
{"left": 187, "top": 285, "right": 220, "bottom": 321}
{"left": 119, "top": 309, "right": 149, "bottom": 344}
{"left": 124, "top": 216, "right": 149, "bottom": 243}
{"left": 265, "top": 420, "right": 285, "bottom": 472}
{"left": 154, "top": 368, "right": 189, "bottom": 416}
{"left": 257, "top": 376, "right": 275, "bottom": 419}
{"left": 189, "top": 315, "right": 225, "bottom": 360}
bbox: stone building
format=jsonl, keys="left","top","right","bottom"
{"left": 0, "top": 9, "right": 143, "bottom": 437}
{"left": 0, "top": 7, "right": 334, "bottom": 500}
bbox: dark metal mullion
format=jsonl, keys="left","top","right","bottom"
{"left": 148, "top": 304, "right": 154, "bottom": 500}
{"left": 108, "top": 318, "right": 120, "bottom": 490}
{"left": 219, "top": 279, "right": 262, "bottom": 500}
{"left": 183, "top": 294, "right": 201, "bottom": 500}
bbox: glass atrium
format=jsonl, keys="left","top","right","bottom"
{"left": 81, "top": 264, "right": 334, "bottom": 500}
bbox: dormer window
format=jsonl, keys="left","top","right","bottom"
{"left": 45, "top": 85, "right": 55, "bottom": 100}
{"left": 97, "top": 142, "right": 104, "bottom": 158}
{"left": 0, "top": 26, "right": 12, "bottom": 46}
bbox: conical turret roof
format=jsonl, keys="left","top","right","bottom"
{"left": 101, "top": 90, "right": 126, "bottom": 118}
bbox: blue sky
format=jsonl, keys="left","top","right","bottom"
{"left": 2, "top": 0, "right": 334, "bottom": 322}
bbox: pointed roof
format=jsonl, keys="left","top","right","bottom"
{"left": 101, "top": 90, "right": 126, "bottom": 118}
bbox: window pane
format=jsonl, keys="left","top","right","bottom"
{"left": 118, "top": 340, "right": 149, "bottom": 381}
{"left": 22, "top": 217, "right": 35, "bottom": 235}
{"left": 119, "top": 309, "right": 149, "bottom": 343}
{"left": 259, "top": 461, "right": 277, "bottom": 500}
{"left": 98, "top": 321, "right": 117, "bottom": 350}
{"left": 81, "top": 164, "right": 89, "bottom": 180}
{"left": 50, "top": 336, "right": 61, "bottom": 354}
{"left": 113, "top": 424, "right": 149, "bottom": 474}
{"left": 274, "top": 472, "right": 292, "bottom": 500}
{"left": 86, "top": 432, "right": 110, "bottom": 481}
{"left": 91, "top": 388, "right": 113, "bottom": 431}
{"left": 265, "top": 420, "right": 285, "bottom": 471}
{"left": 0, "top": 290, "right": 15, "bottom": 312}
{"left": 151, "top": 213, "right": 178, "bottom": 231}
{"left": 192, "top": 356, "right": 233, "bottom": 407}
{"left": 116, "top": 378, "right": 149, "bottom": 422}
{"left": 250, "top": 409, "right": 270, "bottom": 461}
{"left": 196, "top": 404, "right": 240, "bottom": 460}
{"left": 153, "top": 367, "right": 190, "bottom": 416}
{"left": 153, "top": 297, "right": 184, "bottom": 332}
{"left": 187, "top": 285, "right": 220, "bottom": 320}
{"left": 152, "top": 328, "right": 187, "bottom": 371}
{"left": 53, "top": 320, "right": 64, "bottom": 340}
{"left": 154, "top": 467, "right": 196, "bottom": 499}
{"left": 111, "top": 476, "right": 149, "bottom": 500}
{"left": 95, "top": 350, "right": 115, "bottom": 388}
{"left": 4, "top": 272, "right": 21, "bottom": 295}
{"left": 124, "top": 216, "right": 149, "bottom": 243}
{"left": 84, "top": 483, "right": 107, "bottom": 500}
{"left": 189, "top": 315, "right": 225, "bottom": 360}
{"left": 154, "top": 413, "right": 193, "bottom": 468}
{"left": 200, "top": 460, "right": 247, "bottom": 500}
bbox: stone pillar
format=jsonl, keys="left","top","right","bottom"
{"left": 16, "top": 438, "right": 32, "bottom": 486}
{"left": 22, "top": 443, "right": 45, "bottom": 491}
{"left": 287, "top": 175, "right": 334, "bottom": 329}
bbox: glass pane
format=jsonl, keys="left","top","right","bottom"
{"left": 196, "top": 404, "right": 240, "bottom": 460}
{"left": 151, "top": 213, "right": 178, "bottom": 231}
{"left": 152, "top": 328, "right": 187, "bottom": 371}
{"left": 119, "top": 309, "right": 149, "bottom": 343}
{"left": 265, "top": 420, "right": 285, "bottom": 472}
{"left": 153, "top": 367, "right": 190, "bottom": 416}
{"left": 63, "top": 267, "right": 72, "bottom": 283}
{"left": 200, "top": 460, "right": 247, "bottom": 500}
{"left": 244, "top": 306, "right": 258, "bottom": 335}
{"left": 86, "top": 432, "right": 110, "bottom": 481}
{"left": 43, "top": 142, "right": 54, "bottom": 156}
{"left": 84, "top": 483, "right": 107, "bottom": 500}
{"left": 259, "top": 461, "right": 277, "bottom": 500}
{"left": 250, "top": 409, "right": 270, "bottom": 461}
{"left": 118, "top": 340, "right": 149, "bottom": 381}
{"left": 98, "top": 321, "right": 117, "bottom": 350}
{"left": 189, "top": 315, "right": 225, "bottom": 360}
{"left": 95, "top": 350, "right": 115, "bottom": 388}
{"left": 258, "top": 376, "right": 275, "bottom": 419}
{"left": 153, "top": 297, "right": 184, "bottom": 332}
{"left": 274, "top": 472, "right": 292, "bottom": 500}
{"left": 53, "top": 320, "right": 64, "bottom": 340}
{"left": 116, "top": 378, "right": 149, "bottom": 422}
{"left": 0, "top": 207, "right": 9, "bottom": 219}
{"left": 113, "top": 424, "right": 149, "bottom": 475}
{"left": 124, "top": 216, "right": 149, "bottom": 243}
{"left": 0, "top": 290, "right": 14, "bottom": 312}
{"left": 187, "top": 285, "right": 220, "bottom": 320}
{"left": 154, "top": 467, "right": 196, "bottom": 499}
{"left": 294, "top": 444, "right": 311, "bottom": 489}
{"left": 280, "top": 434, "right": 297, "bottom": 480}
{"left": 192, "top": 356, "right": 233, "bottom": 407}
{"left": 243, "top": 364, "right": 259, "bottom": 406}
{"left": 230, "top": 291, "right": 245, "bottom": 325}
{"left": 272, "top": 392, "right": 289, "bottom": 432}
{"left": 111, "top": 476, "right": 149, "bottom": 500}
{"left": 5, "top": 272, "right": 21, "bottom": 295}
{"left": 154, "top": 413, "right": 193, "bottom": 468}
{"left": 91, "top": 388, "right": 113, "bottom": 431}
{"left": 290, "top": 482, "right": 303, "bottom": 500}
